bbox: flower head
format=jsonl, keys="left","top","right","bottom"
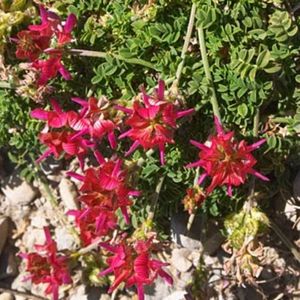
{"left": 182, "top": 185, "right": 206, "bottom": 214}
{"left": 21, "top": 227, "right": 72, "bottom": 300}
{"left": 100, "top": 238, "right": 173, "bottom": 300}
{"left": 117, "top": 80, "right": 194, "bottom": 164}
{"left": 188, "top": 117, "right": 269, "bottom": 196}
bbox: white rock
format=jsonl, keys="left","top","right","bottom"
{"left": 99, "top": 295, "right": 111, "bottom": 300}
{"left": 55, "top": 227, "right": 77, "bottom": 251}
{"left": 170, "top": 213, "right": 203, "bottom": 250}
{"left": 293, "top": 170, "right": 300, "bottom": 201}
{"left": 163, "top": 291, "right": 187, "bottom": 300}
{"left": 0, "top": 216, "right": 8, "bottom": 255}
{"left": 59, "top": 178, "right": 79, "bottom": 211}
{"left": 22, "top": 227, "right": 45, "bottom": 251}
{"left": 1, "top": 172, "right": 37, "bottom": 206}
{"left": 12, "top": 273, "right": 32, "bottom": 292}
{"left": 0, "top": 293, "right": 15, "bottom": 300}
{"left": 69, "top": 285, "right": 88, "bottom": 300}
{"left": 171, "top": 248, "right": 192, "bottom": 273}
{"left": 30, "top": 213, "right": 48, "bottom": 229}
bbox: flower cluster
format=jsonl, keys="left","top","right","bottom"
{"left": 14, "top": 5, "right": 76, "bottom": 85}
{"left": 100, "top": 237, "right": 173, "bottom": 300}
{"left": 21, "top": 228, "right": 72, "bottom": 300}
{"left": 67, "top": 155, "right": 140, "bottom": 245}
{"left": 187, "top": 117, "right": 268, "bottom": 201}
{"left": 31, "top": 97, "right": 118, "bottom": 169}
{"left": 117, "top": 80, "right": 194, "bottom": 164}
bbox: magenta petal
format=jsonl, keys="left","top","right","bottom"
{"left": 137, "top": 284, "right": 145, "bottom": 300}
{"left": 156, "top": 79, "right": 165, "bottom": 101}
{"left": 158, "top": 269, "right": 173, "bottom": 285}
{"left": 248, "top": 139, "right": 266, "bottom": 151}
{"left": 125, "top": 140, "right": 140, "bottom": 156}
{"left": 108, "top": 132, "right": 117, "bottom": 149}
{"left": 66, "top": 171, "right": 85, "bottom": 181}
{"left": 159, "top": 145, "right": 165, "bottom": 165}
{"left": 190, "top": 139, "right": 208, "bottom": 150}
{"left": 250, "top": 169, "right": 269, "bottom": 181}
{"left": 64, "top": 14, "right": 77, "bottom": 33}
{"left": 114, "top": 105, "right": 133, "bottom": 114}
{"left": 94, "top": 150, "right": 105, "bottom": 165}
{"left": 71, "top": 97, "right": 88, "bottom": 107}
{"left": 176, "top": 108, "right": 194, "bottom": 119}
{"left": 227, "top": 185, "right": 233, "bottom": 197}
{"left": 36, "top": 149, "right": 52, "bottom": 163}
{"left": 119, "top": 129, "right": 133, "bottom": 139}
{"left": 59, "top": 65, "right": 71, "bottom": 80}
{"left": 39, "top": 5, "right": 48, "bottom": 23}
{"left": 198, "top": 173, "right": 207, "bottom": 185}
{"left": 30, "top": 108, "right": 48, "bottom": 120}
{"left": 186, "top": 161, "right": 202, "bottom": 168}
{"left": 214, "top": 116, "right": 224, "bottom": 135}
{"left": 121, "top": 207, "right": 130, "bottom": 224}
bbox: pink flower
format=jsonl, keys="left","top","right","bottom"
{"left": 68, "top": 207, "right": 117, "bottom": 246}
{"left": 56, "top": 13, "right": 77, "bottom": 46}
{"left": 37, "top": 130, "right": 94, "bottom": 169}
{"left": 31, "top": 99, "right": 68, "bottom": 128}
{"left": 21, "top": 227, "right": 72, "bottom": 300}
{"left": 14, "top": 30, "right": 50, "bottom": 61}
{"left": 69, "top": 97, "right": 118, "bottom": 149}
{"left": 187, "top": 117, "right": 269, "bottom": 196}
{"left": 33, "top": 54, "right": 71, "bottom": 86}
{"left": 100, "top": 238, "right": 173, "bottom": 300}
{"left": 117, "top": 80, "right": 194, "bottom": 164}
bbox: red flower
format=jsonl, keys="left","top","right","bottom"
{"left": 37, "top": 130, "right": 94, "bottom": 169}
{"left": 117, "top": 80, "right": 194, "bottom": 164}
{"left": 67, "top": 157, "right": 139, "bottom": 224}
{"left": 182, "top": 186, "right": 206, "bottom": 214}
{"left": 100, "top": 238, "right": 173, "bottom": 300}
{"left": 69, "top": 97, "right": 118, "bottom": 149}
{"left": 33, "top": 54, "right": 71, "bottom": 86}
{"left": 21, "top": 227, "right": 72, "bottom": 300}
{"left": 68, "top": 207, "right": 117, "bottom": 246}
{"left": 31, "top": 99, "right": 68, "bottom": 128}
{"left": 187, "top": 117, "right": 269, "bottom": 196}
{"left": 56, "top": 13, "right": 77, "bottom": 46}
{"left": 28, "top": 5, "right": 60, "bottom": 38}
{"left": 15, "top": 30, "right": 50, "bottom": 61}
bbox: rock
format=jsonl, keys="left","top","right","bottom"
{"left": 59, "top": 178, "right": 79, "bottom": 211}
{"left": 293, "top": 170, "right": 300, "bottom": 201}
{"left": 99, "top": 295, "right": 111, "bottom": 300}
{"left": 145, "top": 276, "right": 175, "bottom": 300}
{"left": 164, "top": 291, "right": 187, "bottom": 300}
{"left": 0, "top": 250, "right": 18, "bottom": 277}
{"left": 1, "top": 171, "right": 37, "bottom": 206}
{"left": 171, "top": 248, "right": 192, "bottom": 273}
{"left": 0, "top": 293, "right": 15, "bottom": 300}
{"left": 54, "top": 227, "right": 77, "bottom": 251}
{"left": 12, "top": 273, "right": 32, "bottom": 292}
{"left": 22, "top": 227, "right": 45, "bottom": 251}
{"left": 170, "top": 213, "right": 203, "bottom": 250}
{"left": 189, "top": 250, "right": 201, "bottom": 267}
{"left": 30, "top": 212, "right": 48, "bottom": 229}
{"left": 203, "top": 231, "right": 225, "bottom": 255}
{"left": 0, "top": 216, "right": 8, "bottom": 255}
{"left": 69, "top": 285, "right": 88, "bottom": 300}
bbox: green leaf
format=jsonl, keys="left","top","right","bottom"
{"left": 256, "top": 50, "right": 271, "bottom": 69}
{"left": 237, "top": 103, "right": 248, "bottom": 117}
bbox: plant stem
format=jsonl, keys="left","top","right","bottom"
{"left": 69, "top": 49, "right": 157, "bottom": 70}
{"left": 244, "top": 109, "right": 260, "bottom": 213}
{"left": 173, "top": 3, "right": 197, "bottom": 88}
{"left": 197, "top": 27, "right": 221, "bottom": 122}
{"left": 148, "top": 175, "right": 165, "bottom": 222}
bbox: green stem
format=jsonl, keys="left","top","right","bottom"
{"left": 173, "top": 3, "right": 197, "bottom": 87}
{"left": 244, "top": 109, "right": 260, "bottom": 213}
{"left": 197, "top": 26, "right": 221, "bottom": 122}
{"left": 69, "top": 48, "right": 157, "bottom": 70}
{"left": 148, "top": 175, "right": 165, "bottom": 222}
{"left": 0, "top": 81, "right": 14, "bottom": 89}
